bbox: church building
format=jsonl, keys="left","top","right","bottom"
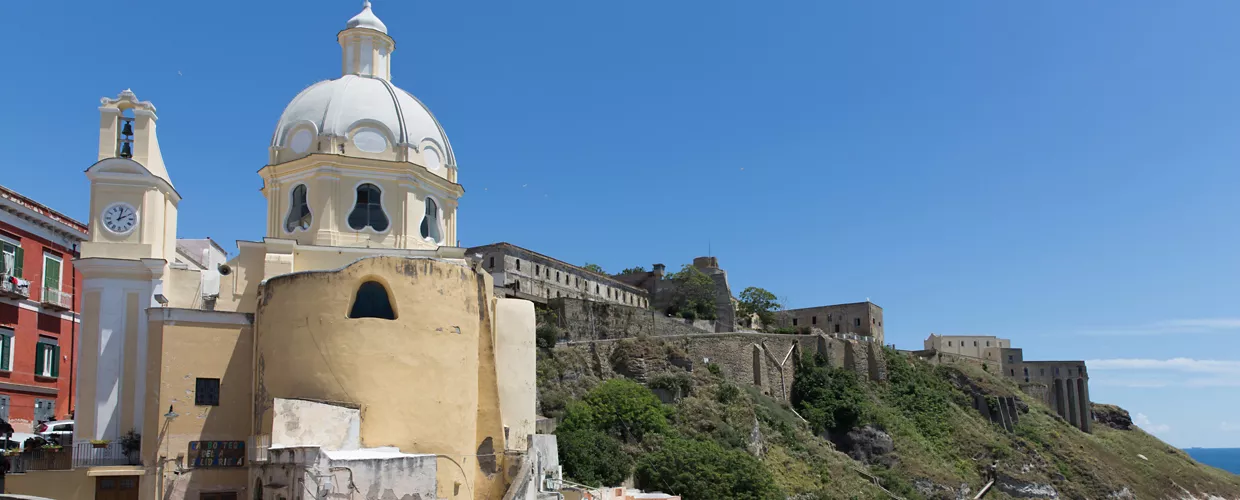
{"left": 10, "top": 3, "right": 554, "bottom": 499}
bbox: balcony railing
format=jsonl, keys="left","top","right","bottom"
{"left": 40, "top": 287, "right": 72, "bottom": 310}
{"left": 0, "top": 274, "right": 30, "bottom": 299}
{"left": 6, "top": 442, "right": 138, "bottom": 473}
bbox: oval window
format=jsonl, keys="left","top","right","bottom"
{"left": 352, "top": 128, "right": 388, "bottom": 153}
{"left": 423, "top": 147, "right": 441, "bottom": 170}
{"left": 289, "top": 129, "right": 313, "bottom": 154}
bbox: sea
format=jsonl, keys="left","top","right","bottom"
{"left": 1185, "top": 448, "right": 1240, "bottom": 474}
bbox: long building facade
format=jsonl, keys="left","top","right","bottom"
{"left": 0, "top": 184, "right": 87, "bottom": 432}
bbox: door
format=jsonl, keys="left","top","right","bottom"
{"left": 95, "top": 476, "right": 139, "bottom": 500}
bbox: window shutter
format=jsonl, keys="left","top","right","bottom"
{"left": 0, "top": 335, "right": 9, "bottom": 371}
{"left": 34, "top": 343, "right": 44, "bottom": 375}
{"left": 44, "top": 258, "right": 60, "bottom": 289}
{"left": 13, "top": 247, "right": 22, "bottom": 278}
{"left": 51, "top": 345, "right": 59, "bottom": 377}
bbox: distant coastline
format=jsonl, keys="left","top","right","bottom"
{"left": 1185, "top": 448, "right": 1240, "bottom": 474}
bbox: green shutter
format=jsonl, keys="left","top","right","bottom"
{"left": 43, "top": 257, "right": 60, "bottom": 290}
{"left": 34, "top": 344, "right": 44, "bottom": 376}
{"left": 50, "top": 346, "right": 59, "bottom": 378}
{"left": 13, "top": 247, "right": 22, "bottom": 278}
{"left": 0, "top": 335, "right": 10, "bottom": 371}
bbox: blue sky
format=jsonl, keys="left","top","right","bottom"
{"left": 3, "top": 1, "right": 1239, "bottom": 447}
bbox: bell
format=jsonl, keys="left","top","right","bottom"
{"left": 120, "top": 121, "right": 133, "bottom": 137}
{"left": 119, "top": 142, "right": 132, "bottom": 158}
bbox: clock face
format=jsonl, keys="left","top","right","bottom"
{"left": 102, "top": 203, "right": 138, "bottom": 235}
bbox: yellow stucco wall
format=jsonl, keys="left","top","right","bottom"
{"left": 6, "top": 469, "right": 95, "bottom": 499}
{"left": 141, "top": 316, "right": 253, "bottom": 500}
{"left": 254, "top": 256, "right": 518, "bottom": 499}
{"left": 76, "top": 289, "right": 101, "bottom": 440}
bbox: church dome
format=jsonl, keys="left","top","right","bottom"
{"left": 269, "top": 1, "right": 454, "bottom": 171}
{"left": 271, "top": 75, "right": 454, "bottom": 166}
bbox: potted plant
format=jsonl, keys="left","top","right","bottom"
{"left": 119, "top": 430, "right": 141, "bottom": 465}
{"left": 90, "top": 439, "right": 111, "bottom": 449}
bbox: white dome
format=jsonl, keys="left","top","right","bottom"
{"left": 271, "top": 74, "right": 454, "bottom": 165}
{"left": 347, "top": 1, "right": 387, "bottom": 34}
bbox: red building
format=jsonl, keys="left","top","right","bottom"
{"left": 0, "top": 184, "right": 87, "bottom": 432}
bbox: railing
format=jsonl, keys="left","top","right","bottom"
{"left": 6, "top": 442, "right": 137, "bottom": 472}
{"left": 0, "top": 274, "right": 30, "bottom": 299}
{"left": 40, "top": 287, "right": 72, "bottom": 310}
{"left": 8, "top": 447, "right": 72, "bottom": 472}
{"left": 71, "top": 441, "right": 135, "bottom": 468}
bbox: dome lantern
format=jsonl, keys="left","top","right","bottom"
{"left": 339, "top": 1, "right": 395, "bottom": 80}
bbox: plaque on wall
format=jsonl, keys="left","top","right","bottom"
{"left": 188, "top": 440, "right": 246, "bottom": 467}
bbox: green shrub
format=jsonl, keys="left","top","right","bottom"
{"left": 560, "top": 379, "right": 669, "bottom": 443}
{"left": 634, "top": 438, "right": 782, "bottom": 500}
{"left": 648, "top": 372, "right": 693, "bottom": 399}
{"left": 707, "top": 363, "right": 723, "bottom": 377}
{"left": 536, "top": 324, "right": 560, "bottom": 348}
{"left": 558, "top": 428, "right": 634, "bottom": 486}
{"left": 791, "top": 354, "right": 868, "bottom": 435}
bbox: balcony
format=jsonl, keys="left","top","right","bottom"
{"left": 40, "top": 287, "right": 72, "bottom": 311}
{"left": 0, "top": 274, "right": 30, "bottom": 300}
{"left": 7, "top": 442, "right": 138, "bottom": 473}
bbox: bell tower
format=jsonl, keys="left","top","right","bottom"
{"left": 76, "top": 90, "right": 180, "bottom": 442}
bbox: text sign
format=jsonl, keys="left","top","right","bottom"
{"left": 188, "top": 441, "right": 245, "bottom": 467}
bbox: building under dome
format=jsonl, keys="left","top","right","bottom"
{"left": 8, "top": 3, "right": 558, "bottom": 500}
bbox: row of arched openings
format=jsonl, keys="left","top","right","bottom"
{"left": 284, "top": 183, "right": 443, "bottom": 241}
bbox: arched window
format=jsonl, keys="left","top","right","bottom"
{"left": 254, "top": 478, "right": 263, "bottom": 500}
{"left": 420, "top": 197, "right": 442, "bottom": 242}
{"left": 348, "top": 184, "right": 389, "bottom": 232}
{"left": 284, "top": 185, "right": 312, "bottom": 233}
{"left": 348, "top": 281, "right": 396, "bottom": 319}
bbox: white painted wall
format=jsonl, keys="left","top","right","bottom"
{"left": 271, "top": 398, "right": 361, "bottom": 451}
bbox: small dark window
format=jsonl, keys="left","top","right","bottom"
{"left": 1010, "top": 369, "right": 1015, "bottom": 376}
{"left": 489, "top": 257, "right": 494, "bottom": 269}
{"left": 516, "top": 260, "right": 521, "bottom": 271}
{"left": 349, "top": 281, "right": 396, "bottom": 320}
{"left": 546, "top": 269, "right": 550, "bottom": 279}
{"left": 834, "top": 324, "right": 840, "bottom": 333}
{"left": 986, "top": 341, "right": 991, "bottom": 347}
{"left": 1008, "top": 355, "right": 1014, "bottom": 362}
{"left": 1040, "top": 368, "right": 1045, "bottom": 376}
{"left": 596, "top": 284, "right": 599, "bottom": 293}
{"left": 284, "top": 184, "right": 312, "bottom": 232}
{"left": 575, "top": 277, "right": 579, "bottom": 287}
{"left": 536, "top": 265, "right": 540, "bottom": 275}
{"left": 792, "top": 318, "right": 798, "bottom": 326}
{"left": 347, "top": 183, "right": 389, "bottom": 231}
{"left": 973, "top": 341, "right": 978, "bottom": 347}
{"left": 947, "top": 341, "right": 952, "bottom": 347}
{"left": 872, "top": 318, "right": 876, "bottom": 324}
{"left": 556, "top": 291, "right": 561, "bottom": 298}
{"left": 812, "top": 316, "right": 817, "bottom": 325}
{"left": 556, "top": 271, "right": 560, "bottom": 282}
{"left": 854, "top": 318, "right": 861, "bottom": 327}
{"left": 195, "top": 378, "right": 220, "bottom": 406}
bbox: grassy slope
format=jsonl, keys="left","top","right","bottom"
{"left": 538, "top": 338, "right": 1240, "bottom": 499}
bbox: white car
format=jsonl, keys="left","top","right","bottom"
{"left": 0, "top": 432, "right": 39, "bottom": 450}
{"left": 35, "top": 420, "right": 73, "bottom": 444}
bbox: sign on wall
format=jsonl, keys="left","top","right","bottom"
{"left": 188, "top": 441, "right": 246, "bottom": 467}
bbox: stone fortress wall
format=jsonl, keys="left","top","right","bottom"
{"left": 563, "top": 331, "right": 886, "bottom": 402}
{"left": 777, "top": 301, "right": 886, "bottom": 345}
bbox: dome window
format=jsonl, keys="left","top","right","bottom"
{"left": 289, "top": 129, "right": 313, "bottom": 154}
{"left": 420, "top": 197, "right": 442, "bottom": 243}
{"left": 348, "top": 280, "right": 396, "bottom": 320}
{"left": 348, "top": 183, "right": 390, "bottom": 232}
{"left": 284, "top": 184, "right": 312, "bottom": 233}
{"left": 423, "top": 147, "right": 441, "bottom": 170}
{"left": 352, "top": 128, "right": 388, "bottom": 153}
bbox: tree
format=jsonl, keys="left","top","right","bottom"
{"left": 737, "top": 287, "right": 780, "bottom": 328}
{"left": 791, "top": 354, "right": 868, "bottom": 436}
{"left": 665, "top": 265, "right": 717, "bottom": 320}
{"left": 583, "top": 263, "right": 606, "bottom": 274}
{"left": 634, "top": 438, "right": 781, "bottom": 500}
{"left": 619, "top": 266, "right": 647, "bottom": 275}
{"left": 559, "top": 379, "right": 669, "bottom": 443}
{"left": 558, "top": 428, "right": 634, "bottom": 486}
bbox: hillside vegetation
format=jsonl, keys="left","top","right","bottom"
{"left": 538, "top": 336, "right": 1240, "bottom": 500}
